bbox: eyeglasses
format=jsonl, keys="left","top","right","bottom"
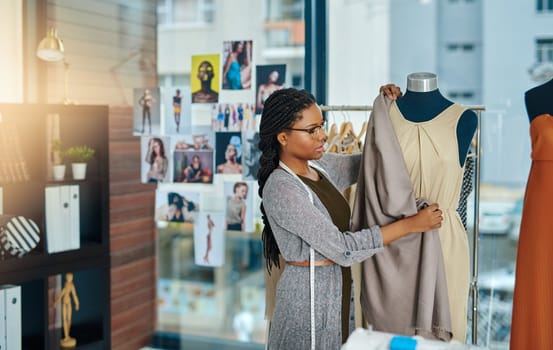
{"left": 284, "top": 122, "right": 326, "bottom": 138}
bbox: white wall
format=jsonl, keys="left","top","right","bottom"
{"left": 328, "top": 0, "right": 390, "bottom": 105}
{"left": 0, "top": 0, "right": 23, "bottom": 103}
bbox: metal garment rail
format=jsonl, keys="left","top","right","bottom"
{"left": 320, "top": 104, "right": 486, "bottom": 345}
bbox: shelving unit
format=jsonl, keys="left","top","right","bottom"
{"left": 0, "top": 104, "right": 110, "bottom": 350}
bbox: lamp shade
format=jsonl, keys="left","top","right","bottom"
{"left": 36, "top": 27, "right": 64, "bottom": 62}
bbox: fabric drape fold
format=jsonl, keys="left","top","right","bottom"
{"left": 351, "top": 94, "right": 452, "bottom": 341}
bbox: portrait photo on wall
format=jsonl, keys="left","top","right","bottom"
{"left": 211, "top": 102, "right": 255, "bottom": 132}
{"left": 155, "top": 190, "right": 200, "bottom": 223}
{"left": 194, "top": 211, "right": 225, "bottom": 267}
{"left": 222, "top": 40, "right": 253, "bottom": 90}
{"left": 242, "top": 131, "right": 260, "bottom": 181}
{"left": 133, "top": 87, "right": 161, "bottom": 135}
{"left": 173, "top": 149, "right": 214, "bottom": 184}
{"left": 141, "top": 136, "right": 171, "bottom": 184}
{"left": 215, "top": 132, "right": 242, "bottom": 175}
{"left": 191, "top": 54, "right": 220, "bottom": 104}
{"left": 255, "top": 64, "right": 286, "bottom": 115}
{"left": 161, "top": 86, "right": 191, "bottom": 134}
{"left": 224, "top": 180, "right": 255, "bottom": 232}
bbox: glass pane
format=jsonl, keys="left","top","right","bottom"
{"left": 156, "top": 0, "right": 305, "bottom": 346}
{"left": 329, "top": 0, "right": 551, "bottom": 348}
{"left": 173, "top": 0, "right": 198, "bottom": 23}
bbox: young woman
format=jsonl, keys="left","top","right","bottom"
{"left": 226, "top": 182, "right": 249, "bottom": 231}
{"left": 146, "top": 138, "right": 168, "bottom": 183}
{"left": 217, "top": 143, "right": 243, "bottom": 174}
{"left": 258, "top": 87, "right": 443, "bottom": 349}
{"left": 203, "top": 214, "right": 215, "bottom": 263}
{"left": 223, "top": 41, "right": 250, "bottom": 90}
{"left": 183, "top": 155, "right": 203, "bottom": 183}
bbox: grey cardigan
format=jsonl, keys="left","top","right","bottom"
{"left": 263, "top": 153, "right": 384, "bottom": 349}
{"left": 264, "top": 153, "right": 384, "bottom": 265}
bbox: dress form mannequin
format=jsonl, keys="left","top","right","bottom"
{"left": 510, "top": 77, "right": 553, "bottom": 350}
{"left": 524, "top": 77, "right": 553, "bottom": 121}
{"left": 390, "top": 72, "right": 476, "bottom": 341}
{"left": 396, "top": 72, "right": 477, "bottom": 166}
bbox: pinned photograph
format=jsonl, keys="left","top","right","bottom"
{"left": 191, "top": 54, "right": 220, "bottom": 104}
{"left": 215, "top": 132, "right": 242, "bottom": 175}
{"left": 242, "top": 131, "right": 260, "bottom": 180}
{"left": 224, "top": 180, "right": 258, "bottom": 274}
{"left": 255, "top": 64, "right": 286, "bottom": 115}
{"left": 212, "top": 103, "right": 255, "bottom": 132}
{"left": 224, "top": 181, "right": 255, "bottom": 232}
{"left": 161, "top": 86, "right": 191, "bottom": 134}
{"left": 173, "top": 149, "right": 214, "bottom": 184}
{"left": 222, "top": 40, "right": 253, "bottom": 90}
{"left": 155, "top": 190, "right": 200, "bottom": 223}
{"left": 194, "top": 212, "right": 225, "bottom": 267}
{"left": 141, "top": 136, "right": 171, "bottom": 184}
{"left": 134, "top": 87, "right": 161, "bottom": 135}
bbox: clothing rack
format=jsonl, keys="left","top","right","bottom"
{"left": 320, "top": 103, "right": 486, "bottom": 346}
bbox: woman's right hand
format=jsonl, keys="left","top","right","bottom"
{"left": 406, "top": 203, "right": 443, "bottom": 233}
{"left": 380, "top": 203, "right": 443, "bottom": 245}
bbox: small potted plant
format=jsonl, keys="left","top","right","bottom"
{"left": 51, "top": 139, "right": 66, "bottom": 181}
{"left": 65, "top": 145, "right": 95, "bottom": 180}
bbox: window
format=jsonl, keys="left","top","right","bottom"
{"left": 158, "top": 0, "right": 215, "bottom": 25}
{"left": 446, "top": 43, "right": 475, "bottom": 52}
{"left": 448, "top": 91, "right": 475, "bottom": 99}
{"left": 537, "top": 0, "right": 553, "bottom": 12}
{"left": 536, "top": 38, "right": 553, "bottom": 63}
{"left": 155, "top": 1, "right": 306, "bottom": 347}
{"left": 264, "top": 0, "right": 305, "bottom": 47}
{"left": 266, "top": 0, "right": 304, "bottom": 20}
{"left": 448, "top": 0, "right": 477, "bottom": 4}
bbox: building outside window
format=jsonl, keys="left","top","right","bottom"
{"left": 158, "top": 0, "right": 215, "bottom": 26}
{"left": 537, "top": 0, "right": 553, "bottom": 12}
{"left": 536, "top": 38, "right": 553, "bottom": 63}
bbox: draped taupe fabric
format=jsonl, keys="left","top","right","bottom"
{"left": 351, "top": 94, "right": 452, "bottom": 341}
{"left": 389, "top": 100, "right": 471, "bottom": 341}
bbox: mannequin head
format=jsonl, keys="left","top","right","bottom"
{"left": 406, "top": 72, "right": 438, "bottom": 92}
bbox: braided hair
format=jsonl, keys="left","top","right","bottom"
{"left": 257, "top": 88, "right": 317, "bottom": 272}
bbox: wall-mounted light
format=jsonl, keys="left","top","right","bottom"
{"left": 36, "top": 27, "right": 64, "bottom": 62}
{"left": 36, "top": 27, "right": 75, "bottom": 104}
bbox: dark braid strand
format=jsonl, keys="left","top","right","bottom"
{"left": 257, "top": 88, "right": 316, "bottom": 272}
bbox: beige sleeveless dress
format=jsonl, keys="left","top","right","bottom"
{"left": 389, "top": 101, "right": 469, "bottom": 341}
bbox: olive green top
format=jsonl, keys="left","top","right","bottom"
{"left": 299, "top": 169, "right": 352, "bottom": 343}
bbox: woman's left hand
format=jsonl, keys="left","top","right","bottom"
{"left": 379, "top": 84, "right": 403, "bottom": 100}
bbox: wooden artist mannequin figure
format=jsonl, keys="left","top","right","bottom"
{"left": 393, "top": 72, "right": 477, "bottom": 341}
{"left": 53, "top": 272, "right": 80, "bottom": 348}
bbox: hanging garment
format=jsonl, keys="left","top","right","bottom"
{"left": 388, "top": 99, "right": 470, "bottom": 341}
{"left": 457, "top": 154, "right": 475, "bottom": 231}
{"left": 351, "top": 94, "right": 452, "bottom": 341}
{"left": 510, "top": 114, "right": 553, "bottom": 350}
